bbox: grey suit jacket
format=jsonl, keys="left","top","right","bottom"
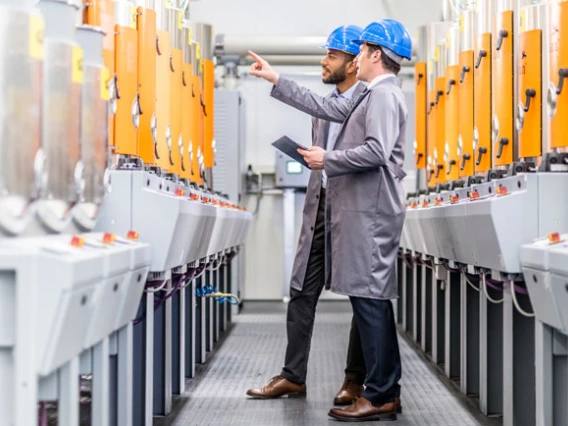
{"left": 272, "top": 76, "right": 407, "bottom": 299}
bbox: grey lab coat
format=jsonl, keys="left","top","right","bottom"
{"left": 272, "top": 76, "right": 408, "bottom": 300}
{"left": 289, "top": 83, "right": 366, "bottom": 292}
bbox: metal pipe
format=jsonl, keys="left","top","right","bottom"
{"left": 216, "top": 34, "right": 327, "bottom": 57}
{"left": 476, "top": 0, "right": 493, "bottom": 34}
{"left": 190, "top": 21, "right": 214, "bottom": 60}
{"left": 155, "top": 0, "right": 168, "bottom": 31}
{"left": 447, "top": 26, "right": 461, "bottom": 66}
{"left": 460, "top": 9, "right": 476, "bottom": 52}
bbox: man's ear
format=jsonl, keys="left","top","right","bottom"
{"left": 372, "top": 49, "right": 381, "bottom": 64}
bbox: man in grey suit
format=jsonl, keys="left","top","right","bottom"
{"left": 246, "top": 25, "right": 369, "bottom": 405}
{"left": 248, "top": 19, "right": 412, "bottom": 422}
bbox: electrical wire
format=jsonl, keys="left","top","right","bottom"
{"left": 507, "top": 280, "right": 535, "bottom": 318}
{"left": 482, "top": 274, "right": 504, "bottom": 304}
{"left": 181, "top": 264, "right": 208, "bottom": 289}
{"left": 462, "top": 272, "right": 480, "bottom": 292}
{"left": 144, "top": 280, "right": 168, "bottom": 293}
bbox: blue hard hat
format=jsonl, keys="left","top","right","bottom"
{"left": 321, "top": 25, "right": 364, "bottom": 56}
{"left": 354, "top": 19, "right": 412, "bottom": 62}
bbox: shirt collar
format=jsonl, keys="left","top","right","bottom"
{"left": 367, "top": 73, "right": 396, "bottom": 90}
{"left": 333, "top": 82, "right": 361, "bottom": 99}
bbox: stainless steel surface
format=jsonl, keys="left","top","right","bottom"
{"left": 141, "top": 0, "right": 156, "bottom": 9}
{"left": 436, "top": 41, "right": 448, "bottom": 77}
{"left": 191, "top": 43, "right": 200, "bottom": 75}
{"left": 417, "top": 25, "right": 428, "bottom": 63}
{"left": 476, "top": 0, "right": 493, "bottom": 35}
{"left": 496, "top": 0, "right": 516, "bottom": 11}
{"left": 182, "top": 28, "right": 192, "bottom": 63}
{"left": 167, "top": 7, "right": 183, "bottom": 50}
{"left": 0, "top": 8, "right": 42, "bottom": 233}
{"left": 461, "top": 10, "right": 476, "bottom": 52}
{"left": 427, "top": 22, "right": 449, "bottom": 87}
{"left": 155, "top": 0, "right": 169, "bottom": 31}
{"left": 115, "top": 0, "right": 135, "bottom": 28}
{"left": 38, "top": 0, "right": 78, "bottom": 41}
{"left": 447, "top": 26, "right": 461, "bottom": 66}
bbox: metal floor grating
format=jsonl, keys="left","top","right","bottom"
{"left": 156, "top": 301, "right": 501, "bottom": 426}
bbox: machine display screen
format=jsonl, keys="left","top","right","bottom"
{"left": 286, "top": 161, "right": 303, "bottom": 174}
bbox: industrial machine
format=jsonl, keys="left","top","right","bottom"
{"left": 401, "top": 1, "right": 568, "bottom": 425}
{"left": 0, "top": 1, "right": 251, "bottom": 426}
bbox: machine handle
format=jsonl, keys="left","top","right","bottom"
{"left": 523, "top": 88, "right": 536, "bottom": 112}
{"left": 556, "top": 68, "right": 568, "bottom": 95}
{"left": 427, "top": 101, "right": 435, "bottom": 115}
{"left": 156, "top": 36, "right": 162, "bottom": 56}
{"left": 446, "top": 159, "right": 456, "bottom": 175}
{"left": 496, "top": 137, "right": 509, "bottom": 159}
{"left": 446, "top": 79, "right": 456, "bottom": 95}
{"left": 435, "top": 164, "right": 444, "bottom": 179}
{"left": 475, "top": 50, "right": 487, "bottom": 69}
{"left": 460, "top": 66, "right": 470, "bottom": 83}
{"left": 137, "top": 93, "right": 143, "bottom": 115}
{"left": 428, "top": 169, "right": 435, "bottom": 180}
{"left": 417, "top": 73, "right": 424, "bottom": 86}
{"left": 476, "top": 146, "right": 487, "bottom": 166}
{"left": 201, "top": 94, "right": 207, "bottom": 117}
{"left": 416, "top": 152, "right": 424, "bottom": 166}
{"left": 496, "top": 29, "right": 509, "bottom": 51}
{"left": 182, "top": 71, "right": 187, "bottom": 86}
{"left": 435, "top": 90, "right": 443, "bottom": 105}
{"left": 460, "top": 154, "right": 471, "bottom": 171}
{"left": 170, "top": 55, "right": 175, "bottom": 72}
{"left": 114, "top": 74, "right": 121, "bottom": 100}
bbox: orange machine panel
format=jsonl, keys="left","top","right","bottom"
{"left": 549, "top": 1, "right": 568, "bottom": 149}
{"left": 169, "top": 48, "right": 183, "bottom": 175}
{"left": 474, "top": 33, "right": 492, "bottom": 173}
{"left": 518, "top": 29, "right": 542, "bottom": 159}
{"left": 202, "top": 59, "right": 215, "bottom": 169}
{"left": 155, "top": 30, "right": 171, "bottom": 172}
{"left": 180, "top": 63, "right": 192, "bottom": 179}
{"left": 137, "top": 7, "right": 157, "bottom": 166}
{"left": 84, "top": 0, "right": 115, "bottom": 149}
{"left": 435, "top": 77, "right": 446, "bottom": 183}
{"left": 114, "top": 24, "right": 139, "bottom": 156}
{"left": 459, "top": 50, "right": 475, "bottom": 178}
{"left": 415, "top": 62, "right": 427, "bottom": 169}
{"left": 445, "top": 65, "right": 460, "bottom": 181}
{"left": 492, "top": 10, "right": 514, "bottom": 166}
{"left": 191, "top": 75, "right": 203, "bottom": 185}
{"left": 427, "top": 89, "right": 437, "bottom": 186}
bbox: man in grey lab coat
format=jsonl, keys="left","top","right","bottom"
{"left": 246, "top": 25, "right": 370, "bottom": 406}
{"left": 248, "top": 19, "right": 412, "bottom": 422}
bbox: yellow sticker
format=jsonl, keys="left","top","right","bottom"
{"left": 428, "top": 60, "right": 433, "bottom": 75}
{"left": 188, "top": 28, "right": 193, "bottom": 45}
{"left": 29, "top": 14, "right": 44, "bottom": 60}
{"left": 520, "top": 9, "right": 528, "bottom": 33}
{"left": 101, "top": 67, "right": 110, "bottom": 101}
{"left": 460, "top": 14, "right": 464, "bottom": 33}
{"left": 435, "top": 46, "right": 439, "bottom": 62}
{"left": 72, "top": 47, "right": 84, "bottom": 84}
{"left": 196, "top": 43, "right": 201, "bottom": 60}
{"left": 130, "top": 5, "right": 137, "bottom": 29}
{"left": 178, "top": 11, "right": 183, "bottom": 30}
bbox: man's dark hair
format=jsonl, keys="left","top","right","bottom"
{"left": 367, "top": 43, "right": 401, "bottom": 75}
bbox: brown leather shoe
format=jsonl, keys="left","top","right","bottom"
{"left": 395, "top": 396, "right": 402, "bottom": 414}
{"left": 328, "top": 397, "right": 397, "bottom": 422}
{"left": 333, "top": 379, "right": 364, "bottom": 405}
{"left": 246, "top": 376, "right": 306, "bottom": 399}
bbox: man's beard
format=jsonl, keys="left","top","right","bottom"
{"left": 322, "top": 66, "right": 347, "bottom": 85}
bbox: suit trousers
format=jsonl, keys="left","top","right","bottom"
{"left": 350, "top": 296, "right": 402, "bottom": 406}
{"left": 280, "top": 193, "right": 366, "bottom": 385}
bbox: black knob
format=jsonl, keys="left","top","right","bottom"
{"left": 476, "top": 147, "right": 488, "bottom": 165}
{"left": 446, "top": 79, "right": 456, "bottom": 95}
{"left": 556, "top": 68, "right": 568, "bottom": 95}
{"left": 496, "top": 29, "right": 509, "bottom": 51}
{"left": 137, "top": 93, "right": 143, "bottom": 115}
{"left": 416, "top": 152, "right": 424, "bottom": 166}
{"left": 460, "top": 154, "right": 471, "bottom": 171}
{"left": 427, "top": 102, "right": 435, "bottom": 115}
{"left": 417, "top": 73, "right": 424, "bottom": 85}
{"left": 460, "top": 66, "right": 471, "bottom": 83}
{"left": 435, "top": 90, "right": 444, "bottom": 105}
{"left": 475, "top": 50, "right": 487, "bottom": 69}
{"left": 523, "top": 88, "right": 537, "bottom": 112}
{"left": 446, "top": 159, "right": 456, "bottom": 175}
{"left": 496, "top": 138, "right": 509, "bottom": 159}
{"left": 435, "top": 164, "right": 444, "bottom": 179}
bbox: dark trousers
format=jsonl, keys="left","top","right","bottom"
{"left": 350, "top": 296, "right": 401, "bottom": 406}
{"left": 280, "top": 194, "right": 366, "bottom": 385}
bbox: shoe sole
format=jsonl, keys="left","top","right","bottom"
{"left": 333, "top": 400, "right": 402, "bottom": 414}
{"left": 328, "top": 412, "right": 397, "bottom": 422}
{"left": 246, "top": 392, "right": 306, "bottom": 399}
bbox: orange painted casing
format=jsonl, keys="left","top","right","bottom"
{"left": 518, "top": 29, "right": 542, "bottom": 158}
{"left": 427, "top": 89, "right": 437, "bottom": 186}
{"left": 492, "top": 10, "right": 514, "bottom": 166}
{"left": 445, "top": 65, "right": 460, "bottom": 181}
{"left": 180, "top": 63, "right": 192, "bottom": 179}
{"left": 549, "top": 1, "right": 568, "bottom": 149}
{"left": 435, "top": 77, "right": 447, "bottom": 183}
{"left": 155, "top": 30, "right": 171, "bottom": 172}
{"left": 169, "top": 48, "right": 183, "bottom": 175}
{"left": 474, "top": 33, "right": 492, "bottom": 173}
{"left": 415, "top": 62, "right": 427, "bottom": 169}
{"left": 458, "top": 50, "right": 475, "bottom": 178}
{"left": 137, "top": 7, "right": 157, "bottom": 166}
{"left": 202, "top": 59, "right": 215, "bottom": 168}
{"left": 114, "top": 24, "right": 139, "bottom": 156}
